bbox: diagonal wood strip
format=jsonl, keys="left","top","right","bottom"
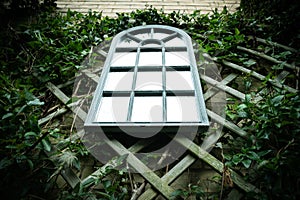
{"left": 222, "top": 60, "right": 298, "bottom": 93}
{"left": 105, "top": 139, "right": 176, "bottom": 199}
{"left": 173, "top": 136, "right": 260, "bottom": 195}
{"left": 138, "top": 154, "right": 196, "bottom": 200}
{"left": 237, "top": 46, "right": 298, "bottom": 70}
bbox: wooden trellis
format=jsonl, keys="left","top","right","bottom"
{"left": 40, "top": 36, "right": 298, "bottom": 199}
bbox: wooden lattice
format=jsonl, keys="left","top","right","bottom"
{"left": 40, "top": 36, "right": 298, "bottom": 199}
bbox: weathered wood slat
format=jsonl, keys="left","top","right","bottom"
{"left": 56, "top": 79, "right": 75, "bottom": 89}
{"left": 255, "top": 37, "right": 297, "bottom": 53}
{"left": 201, "top": 74, "right": 246, "bottom": 100}
{"left": 38, "top": 100, "right": 82, "bottom": 126}
{"left": 46, "top": 82, "right": 87, "bottom": 121}
{"left": 81, "top": 137, "right": 157, "bottom": 188}
{"left": 105, "top": 139, "right": 175, "bottom": 199}
{"left": 45, "top": 83, "right": 86, "bottom": 188}
{"left": 174, "top": 136, "right": 260, "bottom": 195}
{"left": 206, "top": 109, "right": 248, "bottom": 138}
{"left": 96, "top": 48, "right": 108, "bottom": 58}
{"left": 138, "top": 154, "right": 196, "bottom": 200}
{"left": 204, "top": 73, "right": 238, "bottom": 100}
{"left": 38, "top": 107, "right": 68, "bottom": 125}
{"left": 81, "top": 69, "right": 101, "bottom": 83}
{"left": 222, "top": 60, "right": 298, "bottom": 93}
{"left": 60, "top": 168, "right": 81, "bottom": 189}
{"left": 237, "top": 46, "right": 298, "bottom": 70}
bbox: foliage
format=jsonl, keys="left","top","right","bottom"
{"left": 1, "top": 0, "right": 56, "bottom": 10}
{"left": 171, "top": 184, "right": 206, "bottom": 200}
{"left": 225, "top": 89, "right": 300, "bottom": 199}
{"left": 239, "top": 0, "right": 300, "bottom": 48}
{"left": 0, "top": 3, "right": 299, "bottom": 199}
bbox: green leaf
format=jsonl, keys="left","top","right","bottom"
{"left": 243, "top": 59, "right": 256, "bottom": 67}
{"left": 238, "top": 110, "right": 247, "bottom": 118}
{"left": 258, "top": 150, "right": 272, "bottom": 157}
{"left": 226, "top": 111, "right": 236, "bottom": 120}
{"left": 238, "top": 103, "right": 247, "bottom": 110}
{"left": 215, "top": 142, "right": 223, "bottom": 149}
{"left": 245, "top": 94, "right": 252, "bottom": 103}
{"left": 271, "top": 95, "right": 284, "bottom": 106}
{"left": 235, "top": 28, "right": 240, "bottom": 35}
{"left": 0, "top": 157, "right": 13, "bottom": 169}
{"left": 103, "top": 180, "right": 112, "bottom": 189}
{"left": 171, "top": 189, "right": 183, "bottom": 197}
{"left": 94, "top": 191, "right": 111, "bottom": 198}
{"left": 24, "top": 131, "right": 37, "bottom": 138}
{"left": 41, "top": 139, "right": 51, "bottom": 152}
{"left": 242, "top": 159, "right": 252, "bottom": 168}
{"left": 247, "top": 151, "right": 260, "bottom": 160}
{"left": 27, "top": 159, "right": 34, "bottom": 170}
{"left": 27, "top": 98, "right": 44, "bottom": 106}
{"left": 2, "top": 113, "right": 13, "bottom": 120}
{"left": 232, "top": 155, "right": 241, "bottom": 165}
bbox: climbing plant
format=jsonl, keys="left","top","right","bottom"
{"left": 0, "top": 3, "right": 299, "bottom": 199}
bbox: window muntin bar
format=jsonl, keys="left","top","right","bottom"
{"left": 162, "top": 45, "right": 167, "bottom": 121}
{"left": 126, "top": 45, "right": 141, "bottom": 121}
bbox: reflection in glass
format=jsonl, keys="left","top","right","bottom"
{"left": 166, "top": 71, "right": 194, "bottom": 90}
{"left": 131, "top": 97, "right": 163, "bottom": 122}
{"left": 96, "top": 97, "right": 129, "bottom": 122}
{"left": 138, "top": 52, "right": 162, "bottom": 66}
{"left": 165, "top": 51, "right": 189, "bottom": 66}
{"left": 135, "top": 71, "right": 162, "bottom": 91}
{"left": 104, "top": 72, "right": 133, "bottom": 91}
{"left": 167, "top": 96, "right": 199, "bottom": 122}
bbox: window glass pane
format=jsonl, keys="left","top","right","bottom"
{"left": 131, "top": 97, "right": 163, "bottom": 122}
{"left": 104, "top": 72, "right": 133, "bottom": 91}
{"left": 96, "top": 97, "right": 129, "bottom": 122}
{"left": 111, "top": 52, "right": 136, "bottom": 66}
{"left": 167, "top": 96, "right": 199, "bottom": 122}
{"left": 135, "top": 71, "right": 162, "bottom": 91}
{"left": 166, "top": 71, "right": 194, "bottom": 90}
{"left": 165, "top": 37, "right": 185, "bottom": 47}
{"left": 138, "top": 52, "right": 162, "bottom": 66}
{"left": 165, "top": 51, "right": 190, "bottom": 66}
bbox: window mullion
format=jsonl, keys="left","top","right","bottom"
{"left": 127, "top": 46, "right": 141, "bottom": 121}
{"left": 162, "top": 46, "right": 167, "bottom": 122}
{"left": 151, "top": 28, "right": 154, "bottom": 39}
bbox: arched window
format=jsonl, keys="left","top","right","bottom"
{"left": 85, "top": 25, "right": 209, "bottom": 134}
